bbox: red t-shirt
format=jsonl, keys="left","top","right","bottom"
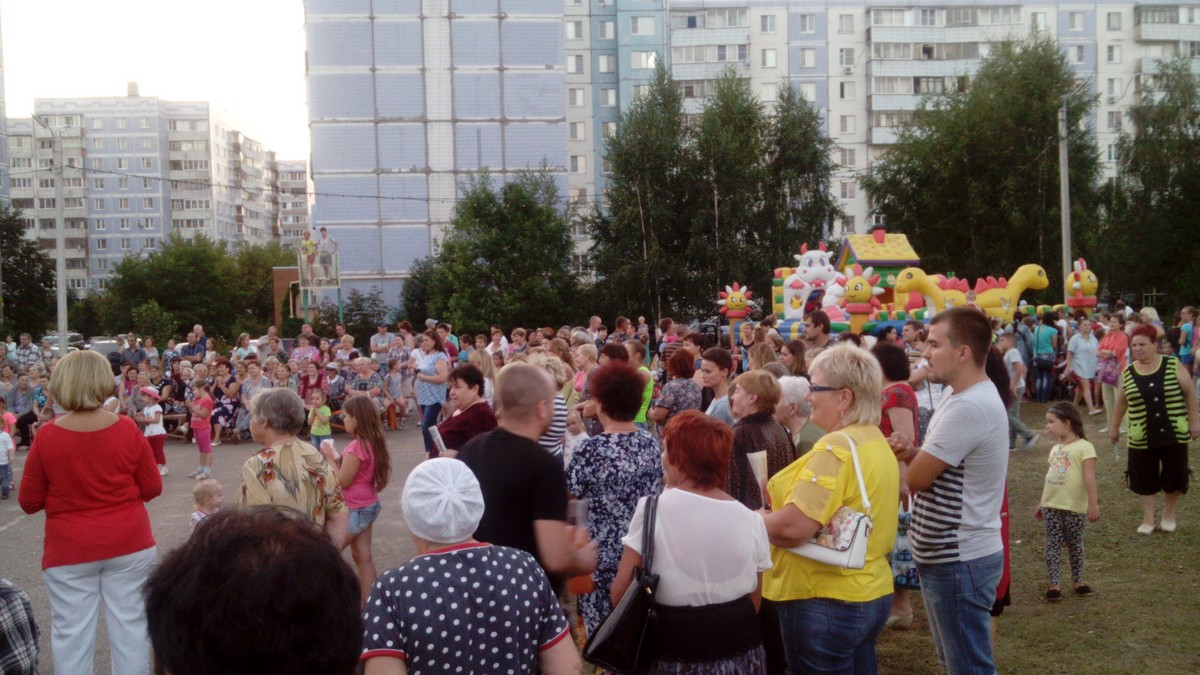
{"left": 880, "top": 382, "right": 919, "bottom": 437}
{"left": 19, "top": 414, "right": 161, "bottom": 569}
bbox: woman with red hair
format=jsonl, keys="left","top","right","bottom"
{"left": 611, "top": 410, "right": 771, "bottom": 673}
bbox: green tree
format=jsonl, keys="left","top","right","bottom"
{"left": 341, "top": 287, "right": 390, "bottom": 344}
{"left": 415, "top": 170, "right": 577, "bottom": 332}
{"left": 130, "top": 300, "right": 180, "bottom": 348}
{"left": 1091, "top": 58, "right": 1200, "bottom": 307}
{"left": 399, "top": 256, "right": 436, "bottom": 325}
{"left": 0, "top": 206, "right": 57, "bottom": 336}
{"left": 861, "top": 35, "right": 1101, "bottom": 287}
{"left": 231, "top": 241, "right": 294, "bottom": 335}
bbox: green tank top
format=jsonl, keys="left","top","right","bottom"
{"left": 635, "top": 365, "right": 653, "bottom": 424}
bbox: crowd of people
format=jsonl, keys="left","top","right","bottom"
{"left": 0, "top": 298, "right": 1197, "bottom": 674}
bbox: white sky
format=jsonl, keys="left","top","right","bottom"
{"left": 1, "top": 0, "right": 311, "bottom": 160}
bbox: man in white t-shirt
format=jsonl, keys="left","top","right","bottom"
{"left": 894, "top": 308, "right": 1008, "bottom": 674}
{"left": 369, "top": 324, "right": 393, "bottom": 366}
{"left": 1000, "top": 332, "right": 1037, "bottom": 450}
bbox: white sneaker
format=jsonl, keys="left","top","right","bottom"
{"left": 1137, "top": 523, "right": 1155, "bottom": 535}
{"left": 187, "top": 468, "right": 202, "bottom": 479}
{"left": 1160, "top": 518, "right": 1177, "bottom": 533}
{"left": 158, "top": 465, "right": 169, "bottom": 476}
{"left": 211, "top": 439, "right": 222, "bottom": 447}
{"left": 1120, "top": 427, "right": 1128, "bottom": 434}
{"left": 1099, "top": 427, "right": 1109, "bottom": 433}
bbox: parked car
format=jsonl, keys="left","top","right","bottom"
{"left": 85, "top": 339, "right": 122, "bottom": 357}
{"left": 39, "top": 332, "right": 85, "bottom": 358}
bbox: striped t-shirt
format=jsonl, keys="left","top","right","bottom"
{"left": 909, "top": 380, "right": 1009, "bottom": 564}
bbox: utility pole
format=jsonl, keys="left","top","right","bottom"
{"left": 34, "top": 115, "right": 68, "bottom": 354}
{"left": 1058, "top": 100, "right": 1072, "bottom": 305}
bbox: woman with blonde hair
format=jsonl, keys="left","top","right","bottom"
{"left": 467, "top": 348, "right": 496, "bottom": 408}
{"left": 531, "top": 354, "right": 570, "bottom": 458}
{"left": 748, "top": 342, "right": 778, "bottom": 372}
{"left": 20, "top": 350, "right": 162, "bottom": 673}
{"left": 728, "top": 370, "right": 794, "bottom": 510}
{"left": 759, "top": 345, "right": 900, "bottom": 673}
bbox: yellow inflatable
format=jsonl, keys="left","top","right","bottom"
{"left": 895, "top": 264, "right": 1048, "bottom": 319}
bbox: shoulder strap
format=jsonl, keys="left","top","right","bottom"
{"left": 836, "top": 432, "right": 873, "bottom": 517}
{"left": 641, "top": 494, "right": 659, "bottom": 575}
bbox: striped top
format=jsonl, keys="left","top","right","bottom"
{"left": 1121, "top": 356, "right": 1189, "bottom": 450}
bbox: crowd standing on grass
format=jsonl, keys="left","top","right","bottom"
{"left": 0, "top": 299, "right": 1198, "bottom": 673}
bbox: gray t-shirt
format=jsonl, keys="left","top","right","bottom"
{"left": 1003, "top": 348, "right": 1025, "bottom": 394}
{"left": 706, "top": 395, "right": 736, "bottom": 427}
{"left": 369, "top": 332, "right": 394, "bottom": 362}
{"left": 910, "top": 379, "right": 1008, "bottom": 564}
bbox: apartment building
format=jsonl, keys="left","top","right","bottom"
{"left": 6, "top": 88, "right": 296, "bottom": 293}
{"left": 277, "top": 159, "right": 312, "bottom": 245}
{"left": 303, "top": 0, "right": 568, "bottom": 301}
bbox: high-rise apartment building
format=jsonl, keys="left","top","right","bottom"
{"left": 5, "top": 88, "right": 307, "bottom": 293}
{"left": 278, "top": 159, "right": 312, "bottom": 245}
{"left": 304, "top": 0, "right": 568, "bottom": 301}
{"left": 305, "top": 1, "right": 1199, "bottom": 297}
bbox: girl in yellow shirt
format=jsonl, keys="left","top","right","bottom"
{"left": 1035, "top": 403, "right": 1099, "bottom": 601}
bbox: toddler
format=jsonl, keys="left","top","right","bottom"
{"left": 1035, "top": 402, "right": 1099, "bottom": 601}
{"left": 563, "top": 411, "right": 588, "bottom": 468}
{"left": 383, "top": 358, "right": 407, "bottom": 430}
{"left": 308, "top": 389, "right": 333, "bottom": 449}
{"left": 190, "top": 478, "right": 224, "bottom": 531}
{"left": 136, "top": 386, "right": 169, "bottom": 476}
{"left": 0, "top": 416, "right": 12, "bottom": 499}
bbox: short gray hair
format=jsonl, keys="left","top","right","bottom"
{"left": 250, "top": 388, "right": 306, "bottom": 435}
{"left": 778, "top": 376, "right": 813, "bottom": 417}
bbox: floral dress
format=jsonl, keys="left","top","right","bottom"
{"left": 655, "top": 377, "right": 702, "bottom": 425}
{"left": 211, "top": 376, "right": 241, "bottom": 428}
{"left": 565, "top": 430, "right": 663, "bottom": 636}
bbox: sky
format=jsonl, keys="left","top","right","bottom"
{"left": 1, "top": 0, "right": 311, "bottom": 160}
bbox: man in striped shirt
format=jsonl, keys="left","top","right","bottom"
{"left": 894, "top": 308, "right": 1008, "bottom": 675}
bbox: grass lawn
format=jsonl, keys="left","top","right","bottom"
{"left": 875, "top": 400, "right": 1200, "bottom": 674}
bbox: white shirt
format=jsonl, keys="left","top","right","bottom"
{"left": 142, "top": 403, "right": 167, "bottom": 436}
{"left": 0, "top": 431, "right": 12, "bottom": 464}
{"left": 622, "top": 489, "right": 772, "bottom": 607}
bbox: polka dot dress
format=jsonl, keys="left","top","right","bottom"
{"left": 360, "top": 543, "right": 570, "bottom": 673}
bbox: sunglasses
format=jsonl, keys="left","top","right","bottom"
{"left": 809, "top": 385, "right": 842, "bottom": 393}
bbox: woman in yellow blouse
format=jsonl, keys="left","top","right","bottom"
{"left": 759, "top": 345, "right": 900, "bottom": 674}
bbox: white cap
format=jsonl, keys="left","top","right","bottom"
{"left": 401, "top": 458, "right": 485, "bottom": 544}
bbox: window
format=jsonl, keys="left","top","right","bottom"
{"left": 840, "top": 115, "right": 856, "bottom": 134}
{"left": 565, "top": 21, "right": 583, "bottom": 40}
{"left": 97, "top": 279, "right": 108, "bottom": 290}
{"left": 97, "top": 258, "right": 107, "bottom": 270}
{"left": 96, "top": 238, "right": 108, "bottom": 251}
{"left": 840, "top": 148, "right": 856, "bottom": 167}
{"left": 946, "top": 8, "right": 977, "bottom": 26}
{"left": 119, "top": 177, "right": 129, "bottom": 189}
{"left": 919, "top": 9, "right": 938, "bottom": 26}
{"left": 64, "top": 197, "right": 84, "bottom": 209}
{"left": 9, "top": 178, "right": 31, "bottom": 189}
{"left": 671, "top": 12, "right": 703, "bottom": 29}
{"left": 679, "top": 80, "right": 712, "bottom": 98}
{"left": 94, "top": 199, "right": 106, "bottom": 210}
{"left": 839, "top": 48, "right": 855, "bottom": 67}
{"left": 840, "top": 182, "right": 856, "bottom": 199}
{"left": 841, "top": 216, "right": 856, "bottom": 232}
{"left": 762, "top": 49, "right": 777, "bottom": 68}
{"left": 602, "top": 121, "right": 618, "bottom": 138}
{"left": 116, "top": 118, "right": 127, "bottom": 130}
{"left": 120, "top": 218, "right": 131, "bottom": 230}
{"left": 95, "top": 219, "right": 106, "bottom": 231}
{"left": 139, "top": 117, "right": 149, "bottom": 129}
{"left": 631, "top": 51, "right": 657, "bottom": 69}
{"left": 1107, "top": 111, "right": 1122, "bottom": 130}
{"left": 567, "top": 54, "right": 583, "bottom": 74}
{"left": 800, "top": 48, "right": 816, "bottom": 68}
{"left": 119, "top": 198, "right": 131, "bottom": 210}
{"left": 916, "top": 77, "right": 945, "bottom": 94}
{"left": 90, "top": 158, "right": 103, "bottom": 170}
{"left": 1069, "top": 12, "right": 1083, "bottom": 30}
{"left": 799, "top": 82, "right": 817, "bottom": 100}
{"left": 121, "top": 238, "right": 131, "bottom": 250}
{"left": 143, "top": 198, "right": 154, "bottom": 209}
{"left": 569, "top": 88, "right": 585, "bottom": 107}
{"left": 37, "top": 198, "right": 56, "bottom": 209}
{"left": 874, "top": 43, "right": 912, "bottom": 59}
{"left": 841, "top": 82, "right": 857, "bottom": 100}
{"left": 1107, "top": 12, "right": 1122, "bottom": 30}
{"left": 761, "top": 14, "right": 776, "bottom": 34}
{"left": 143, "top": 178, "right": 153, "bottom": 189}
{"left": 92, "top": 118, "right": 103, "bottom": 130}
{"left": 570, "top": 155, "right": 587, "bottom": 173}
{"left": 706, "top": 8, "right": 748, "bottom": 28}
{"left": 872, "top": 111, "right": 910, "bottom": 127}
{"left": 839, "top": 14, "right": 854, "bottom": 33}
{"left": 633, "top": 84, "right": 651, "bottom": 100}
{"left": 11, "top": 158, "right": 31, "bottom": 168}
{"left": 762, "top": 83, "right": 779, "bottom": 102}
{"left": 38, "top": 178, "right": 56, "bottom": 189}
{"left": 631, "top": 16, "right": 654, "bottom": 35}
{"left": 1072, "top": 45, "right": 1085, "bottom": 63}
{"left": 116, "top": 138, "right": 128, "bottom": 150}
{"left": 602, "top": 88, "right": 616, "bottom": 106}
{"left": 117, "top": 158, "right": 128, "bottom": 169}
{"left": 979, "top": 8, "right": 1019, "bottom": 25}
{"left": 1107, "top": 144, "right": 1118, "bottom": 161}
{"left": 1032, "top": 12, "right": 1048, "bottom": 30}
{"left": 570, "top": 122, "right": 586, "bottom": 141}
{"left": 1107, "top": 45, "right": 1122, "bottom": 64}
{"left": 871, "top": 9, "right": 904, "bottom": 26}
{"left": 91, "top": 138, "right": 104, "bottom": 150}
{"left": 797, "top": 14, "right": 815, "bottom": 33}
{"left": 598, "top": 21, "right": 614, "bottom": 39}
{"left": 168, "top": 159, "right": 209, "bottom": 171}
{"left": 598, "top": 54, "right": 615, "bottom": 73}
{"left": 140, "top": 138, "right": 152, "bottom": 150}
{"left": 1107, "top": 78, "right": 1122, "bottom": 97}
{"left": 141, "top": 158, "right": 153, "bottom": 170}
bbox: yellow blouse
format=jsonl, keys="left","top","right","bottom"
{"left": 762, "top": 424, "right": 899, "bottom": 603}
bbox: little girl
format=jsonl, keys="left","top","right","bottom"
{"left": 308, "top": 389, "right": 333, "bottom": 449}
{"left": 136, "top": 386, "right": 169, "bottom": 476}
{"left": 383, "top": 358, "right": 407, "bottom": 430}
{"left": 189, "top": 478, "right": 224, "bottom": 531}
{"left": 1035, "top": 402, "right": 1100, "bottom": 601}
{"left": 319, "top": 396, "right": 392, "bottom": 605}
{"left": 187, "top": 382, "right": 215, "bottom": 480}
{"left": 563, "top": 411, "right": 588, "bottom": 468}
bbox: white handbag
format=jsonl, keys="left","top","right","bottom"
{"left": 788, "top": 432, "right": 874, "bottom": 570}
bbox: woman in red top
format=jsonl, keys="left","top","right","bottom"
{"left": 1098, "top": 313, "right": 1130, "bottom": 434}
{"left": 19, "top": 350, "right": 162, "bottom": 674}
{"left": 437, "top": 365, "right": 497, "bottom": 454}
{"left": 871, "top": 341, "right": 920, "bottom": 629}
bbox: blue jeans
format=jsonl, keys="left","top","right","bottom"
{"left": 0, "top": 463, "right": 10, "bottom": 496}
{"left": 419, "top": 401, "right": 442, "bottom": 456}
{"left": 348, "top": 500, "right": 381, "bottom": 535}
{"left": 917, "top": 551, "right": 1003, "bottom": 675}
{"left": 1034, "top": 359, "right": 1055, "bottom": 403}
{"left": 775, "top": 595, "right": 892, "bottom": 674}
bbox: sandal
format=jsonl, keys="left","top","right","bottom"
{"left": 1074, "top": 585, "right": 1093, "bottom": 596}
{"left": 1044, "top": 589, "right": 1063, "bottom": 602}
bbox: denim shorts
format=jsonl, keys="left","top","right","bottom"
{"left": 348, "top": 500, "right": 381, "bottom": 535}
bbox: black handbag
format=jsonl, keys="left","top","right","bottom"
{"left": 582, "top": 494, "right": 660, "bottom": 673}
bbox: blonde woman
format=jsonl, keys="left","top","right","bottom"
{"left": 467, "top": 349, "right": 496, "bottom": 408}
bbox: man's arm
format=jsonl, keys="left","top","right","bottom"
{"left": 533, "top": 520, "right": 597, "bottom": 578}
{"left": 905, "top": 450, "right": 952, "bottom": 493}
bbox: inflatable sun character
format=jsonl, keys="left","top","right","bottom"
{"left": 717, "top": 282, "right": 753, "bottom": 319}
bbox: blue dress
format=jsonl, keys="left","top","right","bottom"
{"left": 414, "top": 351, "right": 448, "bottom": 406}
{"left": 565, "top": 430, "right": 663, "bottom": 635}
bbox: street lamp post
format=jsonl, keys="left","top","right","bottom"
{"left": 33, "top": 115, "right": 69, "bottom": 355}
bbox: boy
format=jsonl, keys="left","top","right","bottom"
{"left": 1001, "top": 331, "right": 1038, "bottom": 450}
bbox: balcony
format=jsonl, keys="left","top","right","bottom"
{"left": 1139, "top": 56, "right": 1200, "bottom": 74}
{"left": 869, "top": 127, "right": 901, "bottom": 144}
{"left": 867, "top": 24, "right": 1025, "bottom": 45}
{"left": 867, "top": 58, "right": 980, "bottom": 78}
{"left": 673, "top": 60, "right": 749, "bottom": 81}
{"left": 670, "top": 26, "right": 750, "bottom": 47}
{"left": 868, "top": 94, "right": 924, "bottom": 111}
{"left": 1135, "top": 22, "right": 1200, "bottom": 42}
